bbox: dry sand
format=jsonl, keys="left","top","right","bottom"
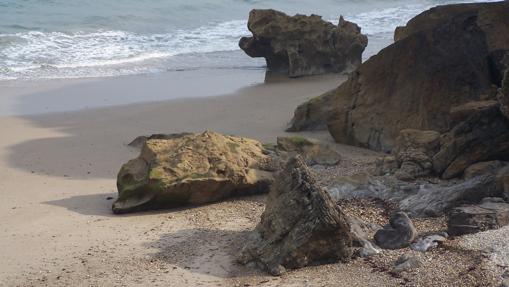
{"left": 0, "top": 72, "right": 504, "bottom": 286}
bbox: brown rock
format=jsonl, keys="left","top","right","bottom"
{"left": 448, "top": 197, "right": 509, "bottom": 236}
{"left": 239, "top": 9, "right": 368, "bottom": 78}
{"left": 238, "top": 156, "right": 353, "bottom": 275}
{"left": 432, "top": 101, "right": 509, "bottom": 179}
{"left": 113, "top": 131, "right": 274, "bottom": 214}
{"left": 289, "top": 2, "right": 509, "bottom": 152}
{"left": 464, "top": 161, "right": 505, "bottom": 180}
{"left": 499, "top": 69, "right": 509, "bottom": 119}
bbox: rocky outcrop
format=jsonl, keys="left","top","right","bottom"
{"left": 376, "top": 129, "right": 441, "bottom": 180}
{"left": 432, "top": 101, "right": 509, "bottom": 179}
{"left": 289, "top": 1, "right": 509, "bottom": 152}
{"left": 113, "top": 131, "right": 274, "bottom": 214}
{"left": 464, "top": 161, "right": 505, "bottom": 180}
{"left": 238, "top": 156, "right": 353, "bottom": 275}
{"left": 374, "top": 212, "right": 417, "bottom": 250}
{"left": 276, "top": 136, "right": 341, "bottom": 166}
{"left": 448, "top": 197, "right": 509, "bottom": 236}
{"left": 239, "top": 9, "right": 368, "bottom": 78}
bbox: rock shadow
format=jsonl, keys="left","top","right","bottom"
{"left": 147, "top": 228, "right": 267, "bottom": 280}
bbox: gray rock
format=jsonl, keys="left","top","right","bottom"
{"left": 359, "top": 240, "right": 382, "bottom": 257}
{"left": 410, "top": 234, "right": 447, "bottom": 252}
{"left": 374, "top": 212, "right": 417, "bottom": 250}
{"left": 448, "top": 197, "right": 509, "bottom": 236}
{"left": 393, "top": 254, "right": 422, "bottom": 272}
{"left": 238, "top": 156, "right": 353, "bottom": 276}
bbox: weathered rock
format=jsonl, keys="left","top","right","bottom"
{"left": 448, "top": 197, "right": 509, "bottom": 236}
{"left": 113, "top": 131, "right": 274, "bottom": 214}
{"left": 410, "top": 233, "right": 447, "bottom": 252}
{"left": 286, "top": 89, "right": 339, "bottom": 131}
{"left": 276, "top": 136, "right": 341, "bottom": 166}
{"left": 238, "top": 156, "right": 353, "bottom": 275}
{"left": 239, "top": 9, "right": 368, "bottom": 77}
{"left": 499, "top": 69, "right": 509, "bottom": 119}
{"left": 393, "top": 254, "right": 422, "bottom": 273}
{"left": 127, "top": 133, "right": 194, "bottom": 148}
{"left": 391, "top": 129, "right": 441, "bottom": 180}
{"left": 359, "top": 241, "right": 382, "bottom": 258}
{"left": 374, "top": 212, "right": 417, "bottom": 250}
{"left": 400, "top": 174, "right": 502, "bottom": 218}
{"left": 464, "top": 161, "right": 505, "bottom": 180}
{"left": 497, "top": 167, "right": 509, "bottom": 201}
{"left": 432, "top": 101, "right": 509, "bottom": 179}
{"left": 289, "top": 2, "right": 509, "bottom": 152}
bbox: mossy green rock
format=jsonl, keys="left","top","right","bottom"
{"left": 113, "top": 131, "right": 275, "bottom": 214}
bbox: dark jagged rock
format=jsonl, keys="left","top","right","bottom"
{"left": 238, "top": 156, "right": 353, "bottom": 276}
{"left": 239, "top": 9, "right": 368, "bottom": 78}
{"left": 113, "top": 131, "right": 274, "bottom": 214}
{"left": 432, "top": 101, "right": 509, "bottom": 179}
{"left": 448, "top": 197, "right": 509, "bottom": 236}
{"left": 374, "top": 212, "right": 417, "bottom": 250}
{"left": 288, "top": 2, "right": 509, "bottom": 152}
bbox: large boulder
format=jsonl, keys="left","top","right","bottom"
{"left": 239, "top": 9, "right": 368, "bottom": 78}
{"left": 289, "top": 2, "right": 509, "bottom": 152}
{"left": 448, "top": 197, "right": 509, "bottom": 236}
{"left": 238, "top": 156, "right": 353, "bottom": 275}
{"left": 112, "top": 131, "right": 274, "bottom": 214}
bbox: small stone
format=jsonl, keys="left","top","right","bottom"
{"left": 411, "top": 234, "right": 447, "bottom": 252}
{"left": 374, "top": 212, "right": 417, "bottom": 250}
{"left": 393, "top": 254, "right": 422, "bottom": 272}
{"left": 359, "top": 241, "right": 382, "bottom": 257}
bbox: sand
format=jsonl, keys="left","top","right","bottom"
{"left": 0, "top": 72, "right": 346, "bottom": 286}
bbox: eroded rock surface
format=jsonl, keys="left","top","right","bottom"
{"left": 240, "top": 9, "right": 368, "bottom": 77}
{"left": 374, "top": 212, "right": 417, "bottom": 250}
{"left": 113, "top": 131, "right": 274, "bottom": 214}
{"left": 238, "top": 156, "right": 353, "bottom": 275}
{"left": 448, "top": 197, "right": 509, "bottom": 236}
{"left": 288, "top": 2, "right": 509, "bottom": 152}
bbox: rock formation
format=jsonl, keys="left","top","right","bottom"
{"left": 432, "top": 101, "right": 509, "bottom": 179}
{"left": 376, "top": 129, "right": 441, "bottom": 180}
{"left": 238, "top": 156, "right": 353, "bottom": 275}
{"left": 112, "top": 131, "right": 274, "bottom": 214}
{"left": 374, "top": 212, "right": 417, "bottom": 249}
{"left": 288, "top": 1, "right": 509, "bottom": 152}
{"left": 276, "top": 136, "right": 341, "bottom": 166}
{"left": 239, "top": 9, "right": 368, "bottom": 77}
{"left": 448, "top": 197, "right": 509, "bottom": 236}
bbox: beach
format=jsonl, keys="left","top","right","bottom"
{"left": 0, "top": 72, "right": 358, "bottom": 286}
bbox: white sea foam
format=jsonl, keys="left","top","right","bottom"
{"left": 0, "top": 20, "right": 249, "bottom": 80}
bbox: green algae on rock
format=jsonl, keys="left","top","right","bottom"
{"left": 113, "top": 131, "right": 275, "bottom": 214}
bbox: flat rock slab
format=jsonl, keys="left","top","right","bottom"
{"left": 448, "top": 197, "right": 509, "bottom": 236}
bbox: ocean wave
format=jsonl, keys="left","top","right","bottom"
{"left": 0, "top": 20, "right": 249, "bottom": 80}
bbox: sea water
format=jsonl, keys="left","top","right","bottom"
{"left": 0, "top": 0, "right": 501, "bottom": 81}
